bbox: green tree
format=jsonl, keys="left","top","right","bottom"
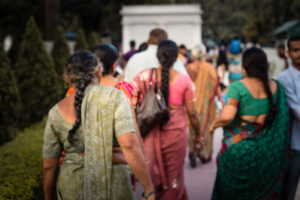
{"left": 74, "top": 28, "right": 88, "bottom": 51}
{"left": 88, "top": 31, "right": 101, "bottom": 50}
{"left": 14, "top": 17, "right": 59, "bottom": 126}
{"left": 51, "top": 25, "right": 70, "bottom": 76}
{"left": 0, "top": 44, "right": 21, "bottom": 144}
{"left": 51, "top": 25, "right": 70, "bottom": 96}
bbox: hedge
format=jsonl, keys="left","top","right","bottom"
{"left": 0, "top": 118, "right": 46, "bottom": 199}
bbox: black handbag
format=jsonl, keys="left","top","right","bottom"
{"left": 136, "top": 68, "right": 168, "bottom": 138}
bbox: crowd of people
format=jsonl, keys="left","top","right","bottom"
{"left": 42, "top": 27, "right": 300, "bottom": 200}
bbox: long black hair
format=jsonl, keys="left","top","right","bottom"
{"left": 92, "top": 44, "right": 118, "bottom": 76}
{"left": 217, "top": 48, "right": 228, "bottom": 70}
{"left": 242, "top": 47, "right": 276, "bottom": 126}
{"left": 157, "top": 40, "right": 178, "bottom": 126}
{"left": 64, "top": 50, "right": 99, "bottom": 144}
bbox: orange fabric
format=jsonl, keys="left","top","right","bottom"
{"left": 187, "top": 61, "right": 218, "bottom": 116}
{"left": 186, "top": 61, "right": 219, "bottom": 160}
{"left": 66, "top": 87, "right": 76, "bottom": 96}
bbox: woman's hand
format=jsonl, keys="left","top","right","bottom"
{"left": 142, "top": 196, "right": 155, "bottom": 200}
{"left": 141, "top": 188, "right": 155, "bottom": 200}
{"left": 193, "top": 136, "right": 203, "bottom": 151}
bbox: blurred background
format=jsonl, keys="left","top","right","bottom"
{"left": 1, "top": 0, "right": 300, "bottom": 62}
{"left": 0, "top": 1, "right": 300, "bottom": 199}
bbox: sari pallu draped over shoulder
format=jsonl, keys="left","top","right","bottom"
{"left": 212, "top": 82, "right": 291, "bottom": 200}
{"left": 81, "top": 85, "right": 134, "bottom": 200}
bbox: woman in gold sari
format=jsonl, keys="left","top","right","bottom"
{"left": 187, "top": 44, "right": 223, "bottom": 167}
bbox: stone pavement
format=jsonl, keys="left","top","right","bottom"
{"left": 184, "top": 128, "right": 222, "bottom": 200}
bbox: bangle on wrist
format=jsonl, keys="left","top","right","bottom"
{"left": 142, "top": 188, "right": 155, "bottom": 198}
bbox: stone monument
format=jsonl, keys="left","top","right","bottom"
{"left": 120, "top": 4, "right": 202, "bottom": 52}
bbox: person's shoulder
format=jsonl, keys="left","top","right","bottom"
{"left": 128, "top": 49, "right": 149, "bottom": 61}
{"left": 277, "top": 69, "right": 290, "bottom": 85}
{"left": 277, "top": 68, "right": 289, "bottom": 79}
{"left": 134, "top": 68, "right": 152, "bottom": 80}
{"left": 180, "top": 72, "right": 191, "bottom": 81}
{"left": 126, "top": 50, "right": 151, "bottom": 71}
{"left": 230, "top": 80, "right": 243, "bottom": 89}
{"left": 47, "top": 104, "right": 59, "bottom": 123}
{"left": 90, "top": 85, "right": 125, "bottom": 102}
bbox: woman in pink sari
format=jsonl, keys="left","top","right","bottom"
{"left": 131, "top": 40, "right": 202, "bottom": 200}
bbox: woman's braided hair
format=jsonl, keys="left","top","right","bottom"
{"left": 64, "top": 50, "right": 99, "bottom": 144}
{"left": 157, "top": 40, "right": 178, "bottom": 127}
{"left": 242, "top": 47, "right": 277, "bottom": 126}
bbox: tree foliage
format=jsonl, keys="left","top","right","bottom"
{"left": 51, "top": 25, "right": 70, "bottom": 95}
{"left": 74, "top": 28, "right": 88, "bottom": 51}
{"left": 52, "top": 25, "right": 70, "bottom": 76}
{"left": 14, "top": 17, "right": 59, "bottom": 126}
{"left": 0, "top": 44, "right": 20, "bottom": 144}
{"left": 88, "top": 31, "right": 101, "bottom": 50}
{"left": 0, "top": 118, "right": 45, "bottom": 199}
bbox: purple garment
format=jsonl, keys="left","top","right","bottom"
{"left": 123, "top": 49, "right": 136, "bottom": 61}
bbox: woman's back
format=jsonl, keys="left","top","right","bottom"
{"left": 227, "top": 79, "right": 278, "bottom": 124}
{"left": 43, "top": 85, "right": 136, "bottom": 200}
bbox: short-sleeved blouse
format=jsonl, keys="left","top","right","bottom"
{"left": 225, "top": 81, "right": 279, "bottom": 116}
{"left": 43, "top": 86, "right": 136, "bottom": 158}
{"left": 131, "top": 69, "right": 195, "bottom": 107}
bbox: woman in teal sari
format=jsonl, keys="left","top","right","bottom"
{"left": 42, "top": 50, "right": 154, "bottom": 200}
{"left": 209, "top": 47, "right": 290, "bottom": 199}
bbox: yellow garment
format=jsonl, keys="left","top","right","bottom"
{"left": 187, "top": 61, "right": 218, "bottom": 161}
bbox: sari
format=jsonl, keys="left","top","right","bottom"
{"left": 212, "top": 81, "right": 290, "bottom": 200}
{"left": 43, "top": 85, "right": 136, "bottom": 200}
{"left": 187, "top": 61, "right": 219, "bottom": 162}
{"left": 131, "top": 69, "right": 194, "bottom": 200}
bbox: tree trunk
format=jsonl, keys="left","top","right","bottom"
{"left": 45, "top": 0, "right": 60, "bottom": 40}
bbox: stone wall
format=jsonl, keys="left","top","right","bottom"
{"left": 120, "top": 4, "right": 202, "bottom": 52}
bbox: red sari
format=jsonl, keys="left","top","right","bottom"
{"left": 131, "top": 69, "right": 194, "bottom": 200}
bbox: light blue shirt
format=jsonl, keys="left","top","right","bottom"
{"left": 278, "top": 65, "right": 300, "bottom": 150}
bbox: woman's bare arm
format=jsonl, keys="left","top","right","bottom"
{"left": 185, "top": 101, "right": 201, "bottom": 137}
{"left": 185, "top": 100, "right": 203, "bottom": 150}
{"left": 131, "top": 108, "right": 145, "bottom": 155}
{"left": 112, "top": 109, "right": 145, "bottom": 164}
{"left": 43, "top": 158, "right": 59, "bottom": 200}
{"left": 209, "top": 105, "right": 237, "bottom": 133}
{"left": 117, "top": 132, "right": 154, "bottom": 195}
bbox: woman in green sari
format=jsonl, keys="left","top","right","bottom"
{"left": 210, "top": 47, "right": 290, "bottom": 199}
{"left": 42, "top": 50, "right": 154, "bottom": 200}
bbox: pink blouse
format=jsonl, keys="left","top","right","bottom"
{"left": 168, "top": 73, "right": 194, "bottom": 106}
{"left": 131, "top": 69, "right": 195, "bottom": 107}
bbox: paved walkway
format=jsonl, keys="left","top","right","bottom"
{"left": 184, "top": 128, "right": 222, "bottom": 200}
{"left": 136, "top": 128, "right": 300, "bottom": 200}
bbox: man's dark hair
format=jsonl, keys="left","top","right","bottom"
{"left": 287, "top": 35, "right": 300, "bottom": 50}
{"left": 179, "top": 44, "right": 186, "bottom": 49}
{"left": 147, "top": 28, "right": 168, "bottom": 45}
{"left": 130, "top": 40, "right": 135, "bottom": 48}
{"left": 278, "top": 43, "right": 285, "bottom": 50}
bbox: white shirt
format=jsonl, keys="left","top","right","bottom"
{"left": 278, "top": 65, "right": 300, "bottom": 150}
{"left": 124, "top": 44, "right": 188, "bottom": 82}
{"left": 268, "top": 56, "right": 285, "bottom": 79}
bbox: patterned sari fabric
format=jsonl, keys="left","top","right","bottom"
{"left": 43, "top": 85, "right": 136, "bottom": 200}
{"left": 212, "top": 83, "right": 291, "bottom": 200}
{"left": 187, "top": 61, "right": 219, "bottom": 162}
{"left": 131, "top": 69, "right": 194, "bottom": 200}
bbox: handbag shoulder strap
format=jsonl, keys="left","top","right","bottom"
{"left": 153, "top": 68, "right": 159, "bottom": 93}
{"left": 149, "top": 68, "right": 155, "bottom": 90}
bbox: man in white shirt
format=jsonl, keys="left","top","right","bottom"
{"left": 124, "top": 28, "right": 188, "bottom": 82}
{"left": 278, "top": 35, "right": 300, "bottom": 200}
